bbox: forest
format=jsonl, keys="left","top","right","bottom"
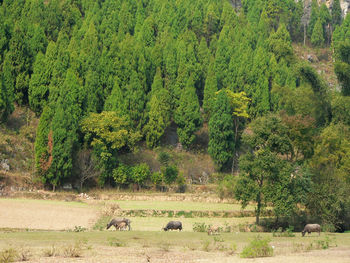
{"left": 1, "top": 0, "right": 350, "bottom": 231}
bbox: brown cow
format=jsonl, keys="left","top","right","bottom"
{"left": 107, "top": 218, "right": 131, "bottom": 231}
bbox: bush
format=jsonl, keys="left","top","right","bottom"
{"left": 73, "top": 226, "right": 87, "bottom": 232}
{"left": 62, "top": 240, "right": 85, "bottom": 258}
{"left": 17, "top": 247, "right": 31, "bottom": 261}
{"left": 150, "top": 171, "right": 163, "bottom": 186}
{"left": 0, "top": 248, "right": 18, "bottom": 263}
{"left": 158, "top": 151, "right": 171, "bottom": 166}
{"left": 130, "top": 163, "right": 151, "bottom": 188}
{"left": 112, "top": 164, "right": 130, "bottom": 186}
{"left": 163, "top": 165, "right": 178, "bottom": 184}
{"left": 240, "top": 236, "right": 273, "bottom": 258}
{"left": 217, "top": 175, "right": 237, "bottom": 199}
{"left": 193, "top": 222, "right": 209, "bottom": 232}
{"left": 42, "top": 244, "right": 57, "bottom": 257}
{"left": 93, "top": 215, "right": 113, "bottom": 231}
{"left": 176, "top": 173, "right": 186, "bottom": 193}
{"left": 272, "top": 226, "right": 295, "bottom": 237}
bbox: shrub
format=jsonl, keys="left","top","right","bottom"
{"left": 131, "top": 163, "right": 151, "bottom": 188}
{"left": 158, "top": 151, "right": 171, "bottom": 166}
{"left": 93, "top": 215, "right": 113, "bottom": 231}
{"left": 272, "top": 226, "right": 295, "bottom": 237}
{"left": 217, "top": 175, "right": 237, "bottom": 199}
{"left": 150, "top": 171, "right": 163, "bottom": 186}
{"left": 17, "top": 247, "right": 31, "bottom": 261}
{"left": 321, "top": 224, "right": 336, "bottom": 232}
{"left": 163, "top": 165, "right": 178, "bottom": 184}
{"left": 0, "top": 248, "right": 18, "bottom": 263}
{"left": 62, "top": 240, "right": 85, "bottom": 258}
{"left": 112, "top": 164, "right": 130, "bottom": 186}
{"left": 43, "top": 244, "right": 57, "bottom": 257}
{"left": 176, "top": 173, "right": 186, "bottom": 193}
{"left": 193, "top": 222, "right": 209, "bottom": 232}
{"left": 73, "top": 226, "right": 87, "bottom": 232}
{"left": 201, "top": 240, "right": 211, "bottom": 252}
{"left": 240, "top": 236, "right": 273, "bottom": 258}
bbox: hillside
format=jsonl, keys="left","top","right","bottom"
{"left": 1, "top": 0, "right": 350, "bottom": 231}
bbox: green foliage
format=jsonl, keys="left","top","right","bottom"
{"left": 332, "top": 0, "right": 342, "bottom": 27}
{"left": 174, "top": 75, "right": 202, "bottom": 148}
{"left": 131, "top": 163, "right": 151, "bottom": 188}
{"left": 157, "top": 151, "right": 171, "bottom": 166}
{"left": 163, "top": 165, "right": 178, "bottom": 185}
{"left": 112, "top": 164, "right": 130, "bottom": 186}
{"left": 272, "top": 226, "right": 295, "bottom": 237}
{"left": 217, "top": 175, "right": 237, "bottom": 200}
{"left": 144, "top": 69, "right": 171, "bottom": 148}
{"left": 0, "top": 68, "right": 14, "bottom": 122}
{"left": 150, "top": 172, "right": 163, "bottom": 186}
{"left": 334, "top": 42, "right": 350, "bottom": 96}
{"left": 208, "top": 91, "right": 234, "bottom": 169}
{"left": 307, "top": 123, "right": 350, "bottom": 228}
{"left": 81, "top": 111, "right": 142, "bottom": 186}
{"left": 311, "top": 18, "right": 325, "bottom": 47}
{"left": 193, "top": 222, "right": 209, "bottom": 232}
{"left": 240, "top": 236, "right": 273, "bottom": 258}
{"left": 235, "top": 114, "right": 310, "bottom": 224}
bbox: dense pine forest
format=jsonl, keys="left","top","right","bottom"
{"left": 1, "top": 0, "right": 350, "bottom": 230}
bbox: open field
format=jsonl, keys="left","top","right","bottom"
{"left": 109, "top": 200, "right": 256, "bottom": 211}
{"left": 0, "top": 231, "right": 349, "bottom": 262}
{"left": 0, "top": 199, "right": 97, "bottom": 230}
{"left": 0, "top": 197, "right": 350, "bottom": 262}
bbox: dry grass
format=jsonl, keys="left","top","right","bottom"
{"left": 0, "top": 199, "right": 97, "bottom": 230}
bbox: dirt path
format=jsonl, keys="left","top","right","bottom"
{"left": 0, "top": 199, "right": 97, "bottom": 230}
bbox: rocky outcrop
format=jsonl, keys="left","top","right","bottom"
{"left": 302, "top": 0, "right": 350, "bottom": 25}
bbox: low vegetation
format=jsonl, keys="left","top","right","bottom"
{"left": 240, "top": 236, "right": 274, "bottom": 258}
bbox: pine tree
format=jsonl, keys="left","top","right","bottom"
{"left": 311, "top": 18, "right": 325, "bottom": 47}
{"left": 0, "top": 69, "right": 14, "bottom": 122}
{"left": 332, "top": 0, "right": 342, "bottom": 27}
{"left": 308, "top": 0, "right": 320, "bottom": 38}
{"left": 203, "top": 57, "right": 217, "bottom": 119}
{"left": 29, "top": 52, "right": 50, "bottom": 115}
{"left": 49, "top": 69, "right": 83, "bottom": 190}
{"left": 144, "top": 68, "right": 171, "bottom": 148}
{"left": 208, "top": 91, "right": 234, "bottom": 169}
{"left": 175, "top": 75, "right": 202, "bottom": 148}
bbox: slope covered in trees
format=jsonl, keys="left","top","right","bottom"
{"left": 1, "top": 0, "right": 350, "bottom": 230}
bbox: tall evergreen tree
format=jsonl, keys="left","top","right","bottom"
{"left": 174, "top": 75, "right": 202, "bottom": 148}
{"left": 144, "top": 68, "right": 171, "bottom": 148}
{"left": 203, "top": 58, "right": 217, "bottom": 119}
{"left": 311, "top": 18, "right": 325, "bottom": 47}
{"left": 48, "top": 69, "right": 83, "bottom": 190}
{"left": 208, "top": 91, "right": 234, "bottom": 169}
{"left": 332, "top": 0, "right": 342, "bottom": 27}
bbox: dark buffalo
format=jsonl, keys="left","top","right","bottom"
{"left": 302, "top": 223, "right": 321, "bottom": 236}
{"left": 107, "top": 218, "right": 131, "bottom": 231}
{"left": 163, "top": 221, "right": 182, "bottom": 231}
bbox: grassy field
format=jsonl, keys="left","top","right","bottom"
{"left": 0, "top": 197, "right": 350, "bottom": 262}
{"left": 109, "top": 200, "right": 256, "bottom": 211}
{"left": 0, "top": 230, "right": 348, "bottom": 262}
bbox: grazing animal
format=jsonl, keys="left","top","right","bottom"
{"left": 302, "top": 224, "right": 321, "bottom": 236}
{"left": 163, "top": 221, "right": 182, "bottom": 231}
{"left": 107, "top": 218, "right": 131, "bottom": 231}
{"left": 207, "top": 226, "right": 220, "bottom": 235}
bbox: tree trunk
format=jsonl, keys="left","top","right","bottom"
{"left": 303, "top": 23, "right": 306, "bottom": 46}
{"left": 256, "top": 192, "right": 261, "bottom": 225}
